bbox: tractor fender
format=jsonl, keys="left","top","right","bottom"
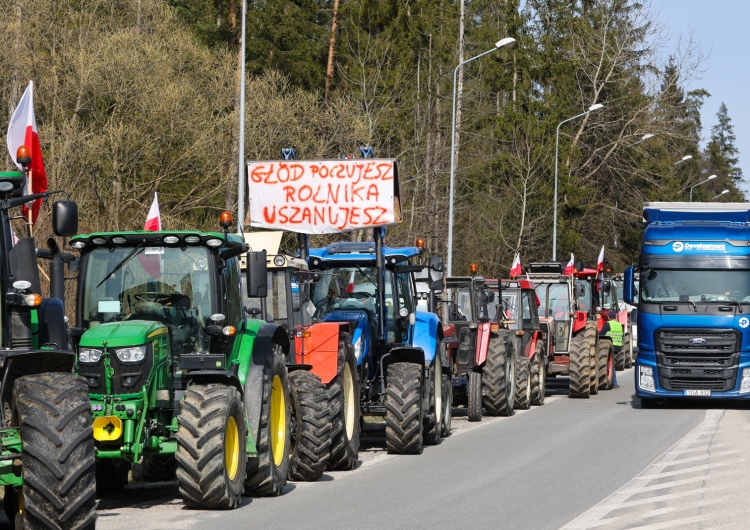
{"left": 294, "top": 321, "right": 350, "bottom": 385}
{"left": 243, "top": 322, "right": 289, "bottom": 449}
{"left": 475, "top": 322, "right": 492, "bottom": 366}
{"left": 184, "top": 370, "right": 243, "bottom": 395}
{"left": 384, "top": 346, "right": 425, "bottom": 371}
{"left": 412, "top": 311, "right": 442, "bottom": 364}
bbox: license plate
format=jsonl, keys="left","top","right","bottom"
{"left": 684, "top": 389, "right": 711, "bottom": 397}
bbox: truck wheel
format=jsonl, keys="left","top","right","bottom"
{"left": 423, "top": 360, "right": 443, "bottom": 444}
{"left": 467, "top": 371, "right": 483, "bottom": 422}
{"left": 176, "top": 384, "right": 247, "bottom": 509}
{"left": 142, "top": 454, "right": 177, "bottom": 482}
{"left": 328, "top": 337, "right": 360, "bottom": 470}
{"left": 623, "top": 332, "right": 633, "bottom": 369}
{"left": 568, "top": 333, "right": 591, "bottom": 398}
{"left": 530, "top": 342, "right": 546, "bottom": 406}
{"left": 483, "top": 331, "right": 515, "bottom": 417}
{"left": 14, "top": 373, "right": 96, "bottom": 528}
{"left": 514, "top": 356, "right": 531, "bottom": 410}
{"left": 244, "top": 346, "right": 291, "bottom": 496}
{"left": 385, "top": 362, "right": 423, "bottom": 454}
{"left": 288, "top": 370, "right": 331, "bottom": 481}
{"left": 597, "top": 341, "right": 614, "bottom": 390}
{"left": 440, "top": 373, "right": 452, "bottom": 437}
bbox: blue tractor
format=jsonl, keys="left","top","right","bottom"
{"left": 306, "top": 230, "right": 449, "bottom": 454}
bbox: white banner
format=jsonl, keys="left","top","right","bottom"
{"left": 247, "top": 159, "right": 402, "bottom": 234}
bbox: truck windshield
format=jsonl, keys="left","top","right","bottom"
{"left": 80, "top": 245, "right": 214, "bottom": 353}
{"left": 640, "top": 269, "right": 750, "bottom": 302}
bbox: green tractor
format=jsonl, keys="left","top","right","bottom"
{"left": 71, "top": 211, "right": 292, "bottom": 508}
{"left": 0, "top": 169, "right": 95, "bottom": 528}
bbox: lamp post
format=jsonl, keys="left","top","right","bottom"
{"left": 446, "top": 37, "right": 516, "bottom": 277}
{"left": 689, "top": 174, "right": 717, "bottom": 201}
{"left": 552, "top": 103, "right": 604, "bottom": 261}
{"left": 712, "top": 189, "right": 729, "bottom": 200}
{"left": 674, "top": 154, "right": 693, "bottom": 165}
{"left": 237, "top": 0, "right": 248, "bottom": 232}
{"left": 631, "top": 133, "right": 655, "bottom": 146}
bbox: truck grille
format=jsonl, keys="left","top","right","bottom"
{"left": 656, "top": 329, "right": 740, "bottom": 392}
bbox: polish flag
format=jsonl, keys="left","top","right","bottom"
{"left": 563, "top": 253, "right": 575, "bottom": 275}
{"left": 509, "top": 253, "right": 522, "bottom": 278}
{"left": 144, "top": 192, "right": 161, "bottom": 231}
{"left": 346, "top": 271, "right": 356, "bottom": 293}
{"left": 596, "top": 246, "right": 605, "bottom": 272}
{"left": 7, "top": 81, "right": 47, "bottom": 224}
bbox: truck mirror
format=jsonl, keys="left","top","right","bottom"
{"left": 428, "top": 256, "right": 443, "bottom": 290}
{"left": 246, "top": 251, "right": 268, "bottom": 298}
{"left": 52, "top": 200, "right": 78, "bottom": 237}
{"left": 623, "top": 266, "right": 634, "bottom": 304}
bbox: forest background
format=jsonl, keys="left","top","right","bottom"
{"left": 1, "top": 0, "right": 744, "bottom": 276}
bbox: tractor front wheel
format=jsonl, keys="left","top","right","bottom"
{"left": 328, "top": 337, "right": 361, "bottom": 470}
{"left": 467, "top": 371, "right": 483, "bottom": 422}
{"left": 288, "top": 370, "right": 331, "bottom": 481}
{"left": 385, "top": 362, "right": 423, "bottom": 454}
{"left": 514, "top": 356, "right": 531, "bottom": 410}
{"left": 569, "top": 333, "right": 592, "bottom": 398}
{"left": 176, "top": 384, "right": 247, "bottom": 509}
{"left": 597, "top": 340, "right": 614, "bottom": 390}
{"left": 423, "top": 361, "right": 443, "bottom": 444}
{"left": 15, "top": 373, "right": 96, "bottom": 528}
{"left": 530, "top": 342, "right": 546, "bottom": 406}
{"left": 483, "top": 331, "right": 515, "bottom": 417}
{"left": 440, "top": 373, "right": 452, "bottom": 438}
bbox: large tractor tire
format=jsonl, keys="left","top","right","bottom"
{"left": 440, "top": 372, "right": 452, "bottom": 438}
{"left": 423, "top": 360, "right": 443, "bottom": 444}
{"left": 287, "top": 370, "right": 331, "bottom": 481}
{"left": 568, "top": 332, "right": 592, "bottom": 398}
{"left": 176, "top": 384, "right": 247, "bottom": 509}
{"left": 514, "top": 356, "right": 531, "bottom": 411}
{"left": 328, "top": 337, "right": 360, "bottom": 471}
{"left": 530, "top": 342, "right": 546, "bottom": 406}
{"left": 244, "top": 346, "right": 291, "bottom": 496}
{"left": 483, "top": 331, "right": 515, "bottom": 417}
{"left": 587, "top": 329, "right": 599, "bottom": 396}
{"left": 467, "top": 371, "right": 483, "bottom": 422}
{"left": 13, "top": 373, "right": 96, "bottom": 529}
{"left": 597, "top": 340, "right": 614, "bottom": 390}
{"left": 385, "top": 362, "right": 423, "bottom": 454}
{"left": 141, "top": 454, "right": 177, "bottom": 482}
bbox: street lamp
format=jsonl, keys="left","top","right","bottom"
{"left": 674, "top": 155, "right": 693, "bottom": 165}
{"left": 689, "top": 174, "right": 717, "bottom": 201}
{"left": 447, "top": 37, "right": 516, "bottom": 276}
{"left": 712, "top": 189, "right": 729, "bottom": 200}
{"left": 631, "top": 133, "right": 655, "bottom": 146}
{"left": 552, "top": 103, "right": 604, "bottom": 261}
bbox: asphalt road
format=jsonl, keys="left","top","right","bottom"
{"left": 40, "top": 368, "right": 750, "bottom": 530}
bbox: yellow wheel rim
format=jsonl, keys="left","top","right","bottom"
{"left": 343, "top": 363, "right": 355, "bottom": 439}
{"left": 225, "top": 415, "right": 240, "bottom": 480}
{"left": 270, "top": 374, "right": 286, "bottom": 466}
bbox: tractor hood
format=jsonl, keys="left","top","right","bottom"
{"left": 79, "top": 320, "right": 168, "bottom": 348}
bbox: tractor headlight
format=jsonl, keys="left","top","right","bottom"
{"left": 353, "top": 336, "right": 363, "bottom": 359}
{"left": 79, "top": 348, "right": 103, "bottom": 364}
{"left": 115, "top": 345, "right": 147, "bottom": 363}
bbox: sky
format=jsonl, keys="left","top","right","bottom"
{"left": 652, "top": 0, "right": 750, "bottom": 195}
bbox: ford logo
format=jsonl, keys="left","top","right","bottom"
{"left": 688, "top": 337, "right": 707, "bottom": 345}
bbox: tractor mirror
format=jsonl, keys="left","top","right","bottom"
{"left": 602, "top": 280, "right": 611, "bottom": 293}
{"left": 428, "top": 256, "right": 443, "bottom": 290}
{"left": 52, "top": 200, "right": 78, "bottom": 237}
{"left": 246, "top": 251, "right": 268, "bottom": 298}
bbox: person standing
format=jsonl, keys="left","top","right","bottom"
{"left": 599, "top": 310, "right": 622, "bottom": 388}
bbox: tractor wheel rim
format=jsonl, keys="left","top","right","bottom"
{"left": 225, "top": 415, "right": 240, "bottom": 479}
{"left": 343, "top": 363, "right": 355, "bottom": 440}
{"left": 270, "top": 374, "right": 286, "bottom": 467}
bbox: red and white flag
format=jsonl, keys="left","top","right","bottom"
{"left": 509, "top": 253, "right": 522, "bottom": 278}
{"left": 346, "top": 271, "right": 356, "bottom": 293}
{"left": 144, "top": 192, "right": 161, "bottom": 231}
{"left": 596, "top": 246, "right": 605, "bottom": 272}
{"left": 563, "top": 253, "right": 575, "bottom": 275}
{"left": 7, "top": 81, "right": 47, "bottom": 224}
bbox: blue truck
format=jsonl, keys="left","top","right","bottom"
{"left": 624, "top": 202, "right": 750, "bottom": 406}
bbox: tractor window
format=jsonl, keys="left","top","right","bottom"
{"left": 225, "top": 257, "right": 242, "bottom": 324}
{"left": 268, "top": 270, "right": 289, "bottom": 328}
{"left": 502, "top": 292, "right": 519, "bottom": 329}
{"left": 521, "top": 290, "right": 538, "bottom": 329}
{"left": 395, "top": 272, "right": 414, "bottom": 314}
{"left": 454, "top": 288, "right": 473, "bottom": 321}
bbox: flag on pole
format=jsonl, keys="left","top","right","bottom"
{"left": 7, "top": 81, "right": 47, "bottom": 224}
{"left": 346, "top": 270, "right": 356, "bottom": 293}
{"left": 509, "top": 253, "right": 522, "bottom": 278}
{"left": 597, "top": 246, "right": 605, "bottom": 272}
{"left": 563, "top": 253, "right": 575, "bottom": 275}
{"left": 144, "top": 192, "right": 161, "bottom": 231}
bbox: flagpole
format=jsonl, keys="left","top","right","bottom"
{"left": 26, "top": 168, "right": 32, "bottom": 236}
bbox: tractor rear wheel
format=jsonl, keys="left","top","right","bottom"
{"left": 244, "top": 346, "right": 291, "bottom": 496}
{"left": 141, "top": 454, "right": 177, "bottom": 482}
{"left": 514, "top": 356, "right": 531, "bottom": 410}
{"left": 328, "top": 337, "right": 360, "bottom": 471}
{"left": 440, "top": 373, "right": 452, "bottom": 437}
{"left": 423, "top": 360, "right": 443, "bottom": 444}
{"left": 288, "top": 370, "right": 331, "bottom": 481}
{"left": 483, "top": 331, "right": 515, "bottom": 417}
{"left": 597, "top": 340, "right": 614, "bottom": 390}
{"left": 467, "top": 371, "right": 483, "bottom": 422}
{"left": 568, "top": 333, "right": 591, "bottom": 398}
{"left": 14, "top": 373, "right": 96, "bottom": 529}
{"left": 588, "top": 330, "right": 599, "bottom": 396}
{"left": 176, "top": 384, "right": 247, "bottom": 509}
{"left": 385, "top": 362, "right": 423, "bottom": 454}
{"left": 530, "top": 342, "right": 546, "bottom": 406}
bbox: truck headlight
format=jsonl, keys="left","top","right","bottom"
{"left": 79, "top": 348, "right": 102, "bottom": 363}
{"left": 115, "top": 345, "right": 147, "bottom": 363}
{"left": 639, "top": 365, "right": 655, "bottom": 392}
{"left": 740, "top": 369, "right": 750, "bottom": 394}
